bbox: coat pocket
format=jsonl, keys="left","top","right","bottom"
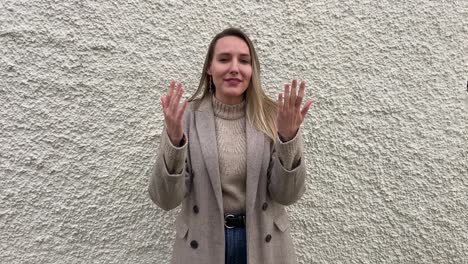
{"left": 175, "top": 215, "right": 189, "bottom": 239}
{"left": 273, "top": 212, "right": 290, "bottom": 232}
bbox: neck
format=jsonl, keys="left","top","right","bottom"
{"left": 214, "top": 94, "right": 244, "bottom": 105}
{"left": 212, "top": 95, "right": 245, "bottom": 120}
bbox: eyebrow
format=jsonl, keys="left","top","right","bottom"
{"left": 217, "top": 52, "right": 251, "bottom": 57}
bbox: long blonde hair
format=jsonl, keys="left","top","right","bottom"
{"left": 189, "top": 28, "right": 278, "bottom": 141}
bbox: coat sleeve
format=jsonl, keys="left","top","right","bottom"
{"left": 267, "top": 129, "right": 306, "bottom": 206}
{"left": 148, "top": 110, "right": 193, "bottom": 211}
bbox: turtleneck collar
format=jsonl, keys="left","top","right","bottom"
{"left": 212, "top": 95, "right": 246, "bottom": 120}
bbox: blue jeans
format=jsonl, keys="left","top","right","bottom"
{"left": 225, "top": 227, "right": 247, "bottom": 264}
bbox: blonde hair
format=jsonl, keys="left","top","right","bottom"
{"left": 189, "top": 28, "right": 278, "bottom": 141}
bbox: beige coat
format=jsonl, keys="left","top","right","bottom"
{"left": 149, "top": 96, "right": 306, "bottom": 264}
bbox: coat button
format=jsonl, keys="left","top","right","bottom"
{"left": 265, "top": 234, "right": 272, "bottom": 243}
{"left": 190, "top": 240, "right": 198, "bottom": 249}
{"left": 193, "top": 205, "right": 199, "bottom": 214}
{"left": 262, "top": 202, "right": 268, "bottom": 211}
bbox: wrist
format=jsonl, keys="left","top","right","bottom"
{"left": 278, "top": 133, "right": 289, "bottom": 142}
{"left": 278, "top": 129, "right": 298, "bottom": 142}
{"left": 168, "top": 134, "right": 184, "bottom": 147}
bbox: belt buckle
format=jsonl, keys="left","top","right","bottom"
{"left": 224, "top": 214, "right": 235, "bottom": 229}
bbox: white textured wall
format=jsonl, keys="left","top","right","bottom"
{"left": 1, "top": 0, "right": 467, "bottom": 263}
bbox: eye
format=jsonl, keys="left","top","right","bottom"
{"left": 239, "top": 56, "right": 251, "bottom": 64}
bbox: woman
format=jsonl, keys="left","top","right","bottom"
{"left": 149, "top": 27, "right": 312, "bottom": 264}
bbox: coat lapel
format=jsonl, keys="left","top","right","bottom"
{"left": 245, "top": 120, "right": 264, "bottom": 212}
{"left": 194, "top": 96, "right": 265, "bottom": 214}
{"left": 195, "top": 97, "right": 224, "bottom": 214}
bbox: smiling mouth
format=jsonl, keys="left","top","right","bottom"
{"left": 225, "top": 79, "right": 240, "bottom": 87}
{"left": 224, "top": 78, "right": 241, "bottom": 85}
{"left": 224, "top": 78, "right": 241, "bottom": 82}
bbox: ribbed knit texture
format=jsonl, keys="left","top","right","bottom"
{"left": 212, "top": 96, "right": 247, "bottom": 214}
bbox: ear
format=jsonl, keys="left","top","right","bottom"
{"left": 207, "top": 68, "right": 212, "bottom": 75}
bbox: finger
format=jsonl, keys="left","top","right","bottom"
{"left": 177, "top": 99, "right": 188, "bottom": 120}
{"left": 170, "top": 83, "right": 183, "bottom": 112}
{"left": 175, "top": 84, "right": 184, "bottom": 111}
{"left": 300, "top": 99, "right": 313, "bottom": 118}
{"left": 277, "top": 93, "right": 284, "bottom": 113}
{"left": 167, "top": 80, "right": 176, "bottom": 103}
{"left": 290, "top": 79, "right": 297, "bottom": 108}
{"left": 295, "top": 81, "right": 305, "bottom": 108}
{"left": 284, "top": 84, "right": 290, "bottom": 110}
{"left": 167, "top": 82, "right": 176, "bottom": 111}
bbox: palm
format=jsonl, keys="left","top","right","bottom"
{"left": 161, "top": 81, "right": 188, "bottom": 146}
{"left": 277, "top": 80, "right": 312, "bottom": 141}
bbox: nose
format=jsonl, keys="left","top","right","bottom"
{"left": 229, "top": 59, "right": 239, "bottom": 74}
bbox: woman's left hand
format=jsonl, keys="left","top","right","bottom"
{"left": 277, "top": 80, "right": 313, "bottom": 141}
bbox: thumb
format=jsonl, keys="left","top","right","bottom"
{"left": 161, "top": 96, "right": 166, "bottom": 108}
{"left": 300, "top": 99, "right": 312, "bottom": 118}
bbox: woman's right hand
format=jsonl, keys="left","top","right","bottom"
{"left": 161, "top": 80, "right": 188, "bottom": 146}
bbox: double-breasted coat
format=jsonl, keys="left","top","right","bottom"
{"left": 149, "top": 96, "right": 306, "bottom": 264}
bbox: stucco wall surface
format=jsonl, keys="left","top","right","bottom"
{"left": 1, "top": 0, "right": 467, "bottom": 263}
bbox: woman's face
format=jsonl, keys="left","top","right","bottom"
{"left": 208, "top": 36, "right": 252, "bottom": 105}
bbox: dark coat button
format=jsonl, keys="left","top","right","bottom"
{"left": 190, "top": 240, "right": 198, "bottom": 249}
{"left": 265, "top": 234, "right": 272, "bottom": 243}
{"left": 193, "top": 205, "right": 199, "bottom": 214}
{"left": 262, "top": 202, "right": 268, "bottom": 211}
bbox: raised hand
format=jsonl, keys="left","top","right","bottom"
{"left": 277, "top": 80, "right": 312, "bottom": 141}
{"left": 161, "top": 80, "right": 188, "bottom": 146}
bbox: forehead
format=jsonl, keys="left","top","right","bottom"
{"left": 214, "top": 36, "right": 250, "bottom": 55}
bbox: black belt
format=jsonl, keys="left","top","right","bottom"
{"left": 224, "top": 214, "right": 246, "bottom": 228}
